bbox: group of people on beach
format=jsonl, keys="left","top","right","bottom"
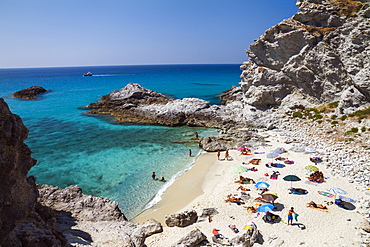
{"left": 151, "top": 172, "right": 165, "bottom": 182}
{"left": 217, "top": 149, "right": 230, "bottom": 161}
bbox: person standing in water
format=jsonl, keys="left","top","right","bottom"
{"left": 152, "top": 172, "right": 156, "bottom": 180}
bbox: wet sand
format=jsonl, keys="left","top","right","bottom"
{"left": 133, "top": 152, "right": 217, "bottom": 225}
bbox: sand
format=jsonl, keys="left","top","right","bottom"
{"left": 134, "top": 130, "right": 369, "bottom": 246}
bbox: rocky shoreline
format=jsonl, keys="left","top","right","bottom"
{"left": 2, "top": 0, "right": 370, "bottom": 246}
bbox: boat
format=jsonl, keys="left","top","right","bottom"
{"left": 83, "top": 72, "right": 93, "bottom": 76}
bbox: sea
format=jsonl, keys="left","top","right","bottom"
{"left": 0, "top": 64, "right": 241, "bottom": 219}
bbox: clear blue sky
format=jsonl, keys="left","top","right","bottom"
{"left": 0, "top": 1, "right": 298, "bottom": 68}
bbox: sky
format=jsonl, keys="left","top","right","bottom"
{"left": 0, "top": 1, "right": 298, "bottom": 68}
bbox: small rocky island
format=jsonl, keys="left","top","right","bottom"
{"left": 13, "top": 86, "right": 48, "bottom": 99}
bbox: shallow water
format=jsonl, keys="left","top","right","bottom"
{"left": 0, "top": 64, "right": 240, "bottom": 219}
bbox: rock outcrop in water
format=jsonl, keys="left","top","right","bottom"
{"left": 13, "top": 86, "right": 48, "bottom": 99}
{"left": 86, "top": 82, "right": 247, "bottom": 129}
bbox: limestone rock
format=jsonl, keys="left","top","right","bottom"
{"left": 361, "top": 218, "right": 370, "bottom": 233}
{"left": 236, "top": 0, "right": 370, "bottom": 114}
{"left": 165, "top": 209, "right": 198, "bottom": 227}
{"left": 138, "top": 218, "right": 163, "bottom": 238}
{"left": 38, "top": 184, "right": 127, "bottom": 221}
{"left": 0, "top": 98, "right": 65, "bottom": 246}
{"left": 86, "top": 83, "right": 246, "bottom": 129}
{"left": 13, "top": 86, "right": 48, "bottom": 99}
{"left": 0, "top": 99, "right": 39, "bottom": 244}
{"left": 171, "top": 229, "right": 207, "bottom": 247}
{"left": 230, "top": 222, "right": 258, "bottom": 247}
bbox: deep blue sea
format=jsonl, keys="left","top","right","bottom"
{"left": 0, "top": 64, "right": 241, "bottom": 219}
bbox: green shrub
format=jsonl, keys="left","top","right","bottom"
{"left": 331, "top": 115, "right": 337, "bottom": 120}
{"left": 313, "top": 114, "right": 323, "bottom": 120}
{"left": 351, "top": 127, "right": 359, "bottom": 133}
{"left": 345, "top": 138, "right": 355, "bottom": 142}
{"left": 344, "top": 131, "right": 352, "bottom": 136}
{"left": 331, "top": 121, "right": 339, "bottom": 125}
{"left": 328, "top": 101, "right": 339, "bottom": 108}
{"left": 320, "top": 107, "right": 327, "bottom": 113}
{"left": 348, "top": 107, "right": 370, "bottom": 117}
{"left": 292, "top": 112, "right": 303, "bottom": 118}
{"left": 361, "top": 126, "right": 367, "bottom": 132}
{"left": 317, "top": 120, "right": 323, "bottom": 124}
{"left": 340, "top": 115, "right": 347, "bottom": 121}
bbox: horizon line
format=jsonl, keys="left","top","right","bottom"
{"left": 0, "top": 62, "right": 244, "bottom": 70}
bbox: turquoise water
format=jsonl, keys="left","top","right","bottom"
{"left": 0, "top": 64, "right": 240, "bottom": 219}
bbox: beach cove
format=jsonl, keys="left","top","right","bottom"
{"left": 135, "top": 124, "right": 370, "bottom": 246}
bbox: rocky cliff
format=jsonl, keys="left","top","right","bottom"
{"left": 0, "top": 98, "right": 40, "bottom": 245}
{"left": 238, "top": 0, "right": 370, "bottom": 116}
{"left": 0, "top": 98, "right": 162, "bottom": 246}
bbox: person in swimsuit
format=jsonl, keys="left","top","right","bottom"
{"left": 288, "top": 207, "right": 294, "bottom": 225}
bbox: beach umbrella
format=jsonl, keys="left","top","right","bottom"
{"left": 266, "top": 152, "right": 279, "bottom": 159}
{"left": 233, "top": 166, "right": 246, "bottom": 173}
{"left": 266, "top": 152, "right": 279, "bottom": 162}
{"left": 257, "top": 203, "right": 274, "bottom": 212}
{"left": 261, "top": 192, "right": 278, "bottom": 203}
{"left": 339, "top": 195, "right": 356, "bottom": 203}
{"left": 255, "top": 182, "right": 270, "bottom": 190}
{"left": 305, "top": 165, "right": 319, "bottom": 172}
{"left": 283, "top": 175, "right": 301, "bottom": 187}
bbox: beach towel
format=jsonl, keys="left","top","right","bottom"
{"left": 294, "top": 213, "right": 299, "bottom": 221}
{"left": 318, "top": 191, "right": 335, "bottom": 198}
{"left": 254, "top": 152, "right": 265, "bottom": 154}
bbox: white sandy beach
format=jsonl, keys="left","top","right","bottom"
{"left": 135, "top": 130, "right": 369, "bottom": 246}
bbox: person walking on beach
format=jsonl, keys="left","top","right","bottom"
{"left": 152, "top": 172, "right": 156, "bottom": 180}
{"left": 224, "top": 149, "right": 229, "bottom": 160}
{"left": 217, "top": 150, "right": 221, "bottom": 160}
{"left": 288, "top": 207, "right": 295, "bottom": 225}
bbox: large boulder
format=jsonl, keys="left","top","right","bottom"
{"left": 165, "top": 209, "right": 198, "bottom": 227}
{"left": 38, "top": 184, "right": 127, "bottom": 222}
{"left": 171, "top": 229, "right": 207, "bottom": 247}
{"left": 230, "top": 222, "right": 259, "bottom": 247}
{"left": 13, "top": 86, "right": 48, "bottom": 99}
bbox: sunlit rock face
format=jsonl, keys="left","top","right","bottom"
{"left": 239, "top": 0, "right": 370, "bottom": 114}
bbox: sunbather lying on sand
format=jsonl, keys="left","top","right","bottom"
{"left": 234, "top": 176, "right": 255, "bottom": 184}
{"left": 244, "top": 206, "right": 258, "bottom": 213}
{"left": 225, "top": 194, "right": 245, "bottom": 205}
{"left": 289, "top": 188, "right": 308, "bottom": 194}
{"left": 254, "top": 197, "right": 271, "bottom": 204}
{"left": 237, "top": 185, "right": 251, "bottom": 191}
{"left": 307, "top": 201, "right": 328, "bottom": 209}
